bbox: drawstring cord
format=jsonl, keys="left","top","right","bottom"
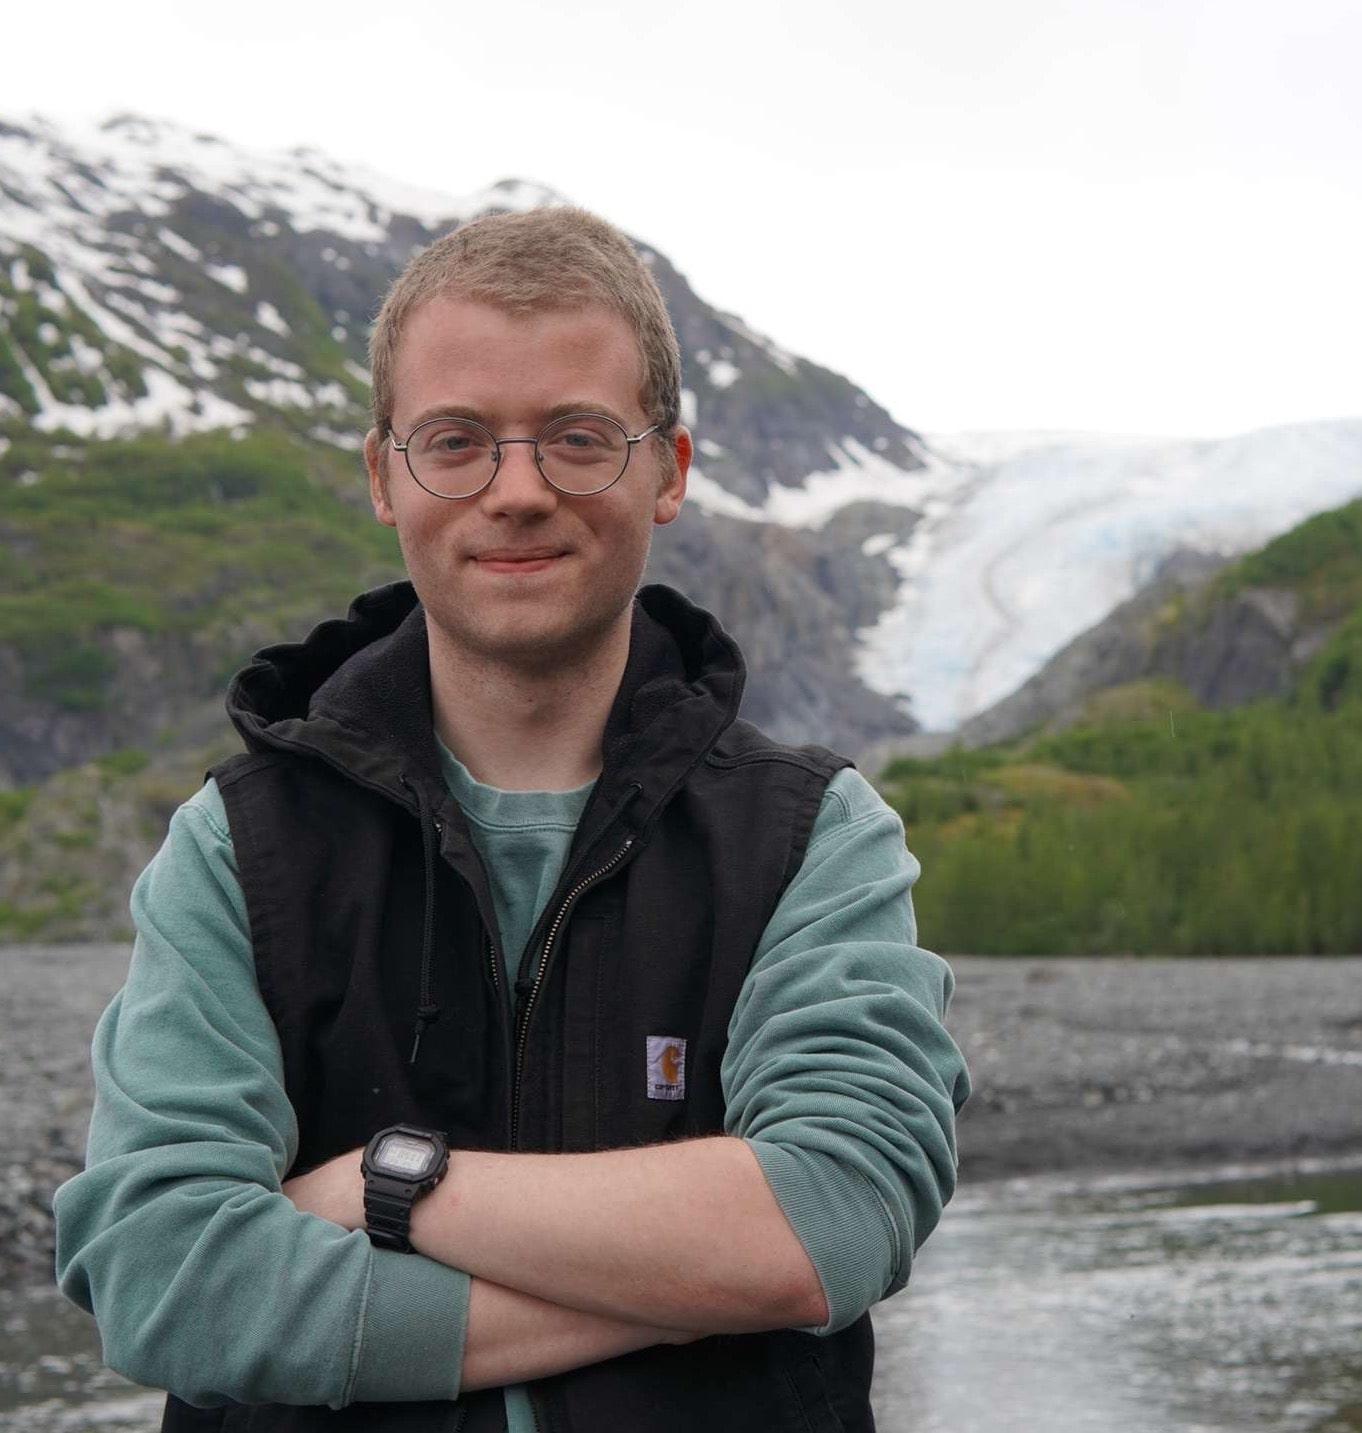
{"left": 400, "top": 774, "right": 441, "bottom": 1065}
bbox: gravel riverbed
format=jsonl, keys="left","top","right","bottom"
{"left": 4, "top": 944, "right": 1361, "bottom": 1290}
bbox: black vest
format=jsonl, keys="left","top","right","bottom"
{"left": 161, "top": 581, "right": 874, "bottom": 1433}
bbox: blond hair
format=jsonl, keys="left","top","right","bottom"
{"left": 368, "top": 207, "right": 682, "bottom": 468}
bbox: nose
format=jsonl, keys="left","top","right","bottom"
{"left": 476, "top": 438, "right": 559, "bottom": 517}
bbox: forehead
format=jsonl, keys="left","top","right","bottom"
{"left": 392, "top": 295, "right": 645, "bottom": 422}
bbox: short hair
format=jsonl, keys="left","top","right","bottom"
{"left": 368, "top": 207, "right": 682, "bottom": 466}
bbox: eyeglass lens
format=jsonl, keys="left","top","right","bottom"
{"left": 406, "top": 414, "right": 630, "bottom": 497}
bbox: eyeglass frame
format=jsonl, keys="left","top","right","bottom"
{"left": 385, "top": 411, "right": 665, "bottom": 499}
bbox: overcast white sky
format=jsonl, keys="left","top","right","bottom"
{"left": 7, "top": 0, "right": 1359, "bottom": 439}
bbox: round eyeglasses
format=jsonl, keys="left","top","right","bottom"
{"left": 388, "top": 413, "right": 663, "bottom": 499}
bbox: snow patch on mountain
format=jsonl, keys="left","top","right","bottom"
{"left": 682, "top": 433, "right": 952, "bottom": 529}
{"left": 3, "top": 115, "right": 567, "bottom": 244}
{"left": 0, "top": 114, "right": 572, "bottom": 441}
{"left": 205, "top": 261, "right": 247, "bottom": 293}
{"left": 255, "top": 301, "right": 290, "bottom": 336}
{"left": 707, "top": 358, "right": 740, "bottom": 389}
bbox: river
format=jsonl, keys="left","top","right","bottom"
{"left": 6, "top": 1159, "right": 1360, "bottom": 1432}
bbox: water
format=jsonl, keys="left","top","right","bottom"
{"left": 6, "top": 1161, "right": 1361, "bottom": 1432}
{"left": 0, "top": 1286, "right": 163, "bottom": 1431}
{"left": 872, "top": 1159, "right": 1362, "bottom": 1432}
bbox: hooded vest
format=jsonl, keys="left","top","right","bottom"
{"left": 161, "top": 580, "right": 873, "bottom": 1433}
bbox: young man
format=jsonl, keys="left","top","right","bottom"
{"left": 54, "top": 207, "right": 971, "bottom": 1432}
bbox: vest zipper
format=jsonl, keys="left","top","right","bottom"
{"left": 433, "top": 812, "right": 508, "bottom": 1023}
{"left": 484, "top": 927, "right": 501, "bottom": 998}
{"left": 509, "top": 834, "right": 635, "bottom": 1151}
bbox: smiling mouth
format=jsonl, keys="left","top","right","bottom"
{"left": 474, "top": 552, "right": 567, "bottom": 573}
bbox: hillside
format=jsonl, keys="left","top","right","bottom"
{"left": 874, "top": 498, "right": 1362, "bottom": 954}
{"left": 7, "top": 495, "right": 1360, "bottom": 947}
{"left": 947, "top": 498, "right": 1362, "bottom": 751}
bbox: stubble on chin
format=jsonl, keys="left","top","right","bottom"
{"left": 424, "top": 585, "right": 630, "bottom": 681}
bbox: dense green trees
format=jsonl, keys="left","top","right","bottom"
{"left": 879, "top": 654, "right": 1362, "bottom": 954}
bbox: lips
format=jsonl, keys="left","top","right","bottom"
{"left": 473, "top": 548, "right": 568, "bottom": 575}
{"left": 474, "top": 548, "right": 566, "bottom": 562}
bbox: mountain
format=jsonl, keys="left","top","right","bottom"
{"left": 0, "top": 111, "right": 932, "bottom": 787}
{"left": 869, "top": 496, "right": 1362, "bottom": 954}
{"left": 865, "top": 420, "right": 1362, "bottom": 735}
{"left": 4, "top": 112, "right": 1362, "bottom": 941}
{"left": 876, "top": 492, "right": 1362, "bottom": 759}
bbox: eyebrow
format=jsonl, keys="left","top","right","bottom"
{"left": 398, "top": 400, "right": 633, "bottom": 434}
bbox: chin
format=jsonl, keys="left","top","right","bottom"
{"left": 455, "top": 597, "right": 629, "bottom": 664}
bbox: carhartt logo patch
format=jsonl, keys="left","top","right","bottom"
{"left": 646, "top": 1035, "right": 687, "bottom": 1100}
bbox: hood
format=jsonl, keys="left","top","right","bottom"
{"left": 223, "top": 577, "right": 745, "bottom": 821}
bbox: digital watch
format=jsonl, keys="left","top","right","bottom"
{"left": 361, "top": 1123, "right": 450, "bottom": 1253}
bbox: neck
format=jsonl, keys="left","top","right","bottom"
{"left": 426, "top": 610, "right": 633, "bottom": 792}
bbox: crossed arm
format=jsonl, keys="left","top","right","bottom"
{"left": 282, "top": 1134, "right": 830, "bottom": 1390}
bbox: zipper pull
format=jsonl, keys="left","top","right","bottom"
{"left": 409, "top": 1002, "right": 441, "bottom": 1065}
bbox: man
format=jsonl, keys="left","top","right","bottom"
{"left": 54, "top": 206, "right": 971, "bottom": 1432}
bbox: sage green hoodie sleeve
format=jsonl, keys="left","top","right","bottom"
{"left": 722, "top": 766, "right": 972, "bottom": 1336}
{"left": 51, "top": 781, "right": 471, "bottom": 1409}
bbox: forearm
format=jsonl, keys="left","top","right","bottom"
{"left": 56, "top": 1139, "right": 469, "bottom": 1407}
{"left": 54, "top": 804, "right": 472, "bottom": 1411}
{"left": 461, "top": 1276, "right": 700, "bottom": 1390}
{"left": 411, "top": 1135, "right": 827, "bottom": 1334}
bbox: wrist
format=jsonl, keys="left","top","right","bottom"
{"left": 361, "top": 1125, "right": 450, "bottom": 1253}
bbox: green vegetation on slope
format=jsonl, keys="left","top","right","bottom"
{"left": 1, "top": 429, "right": 402, "bottom": 709}
{"left": 1209, "top": 500, "right": 1362, "bottom": 622}
{"left": 0, "top": 427, "right": 406, "bottom": 935}
{"left": 878, "top": 565, "right": 1362, "bottom": 955}
{"left": 1152, "top": 500, "right": 1362, "bottom": 648}
{"left": 0, "top": 738, "right": 242, "bottom": 941}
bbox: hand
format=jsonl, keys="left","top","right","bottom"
{"left": 281, "top": 1146, "right": 366, "bottom": 1232}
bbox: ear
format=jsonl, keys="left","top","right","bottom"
{"left": 653, "top": 426, "right": 691, "bottom": 526}
{"left": 365, "top": 428, "right": 397, "bottom": 528}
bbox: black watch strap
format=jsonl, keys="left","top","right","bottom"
{"left": 364, "top": 1174, "right": 420, "bottom": 1253}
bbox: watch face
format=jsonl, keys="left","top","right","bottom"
{"left": 374, "top": 1132, "right": 435, "bottom": 1179}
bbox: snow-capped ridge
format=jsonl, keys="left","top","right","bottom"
{"left": 5, "top": 112, "right": 564, "bottom": 244}
{"left": 0, "top": 113, "right": 590, "bottom": 445}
